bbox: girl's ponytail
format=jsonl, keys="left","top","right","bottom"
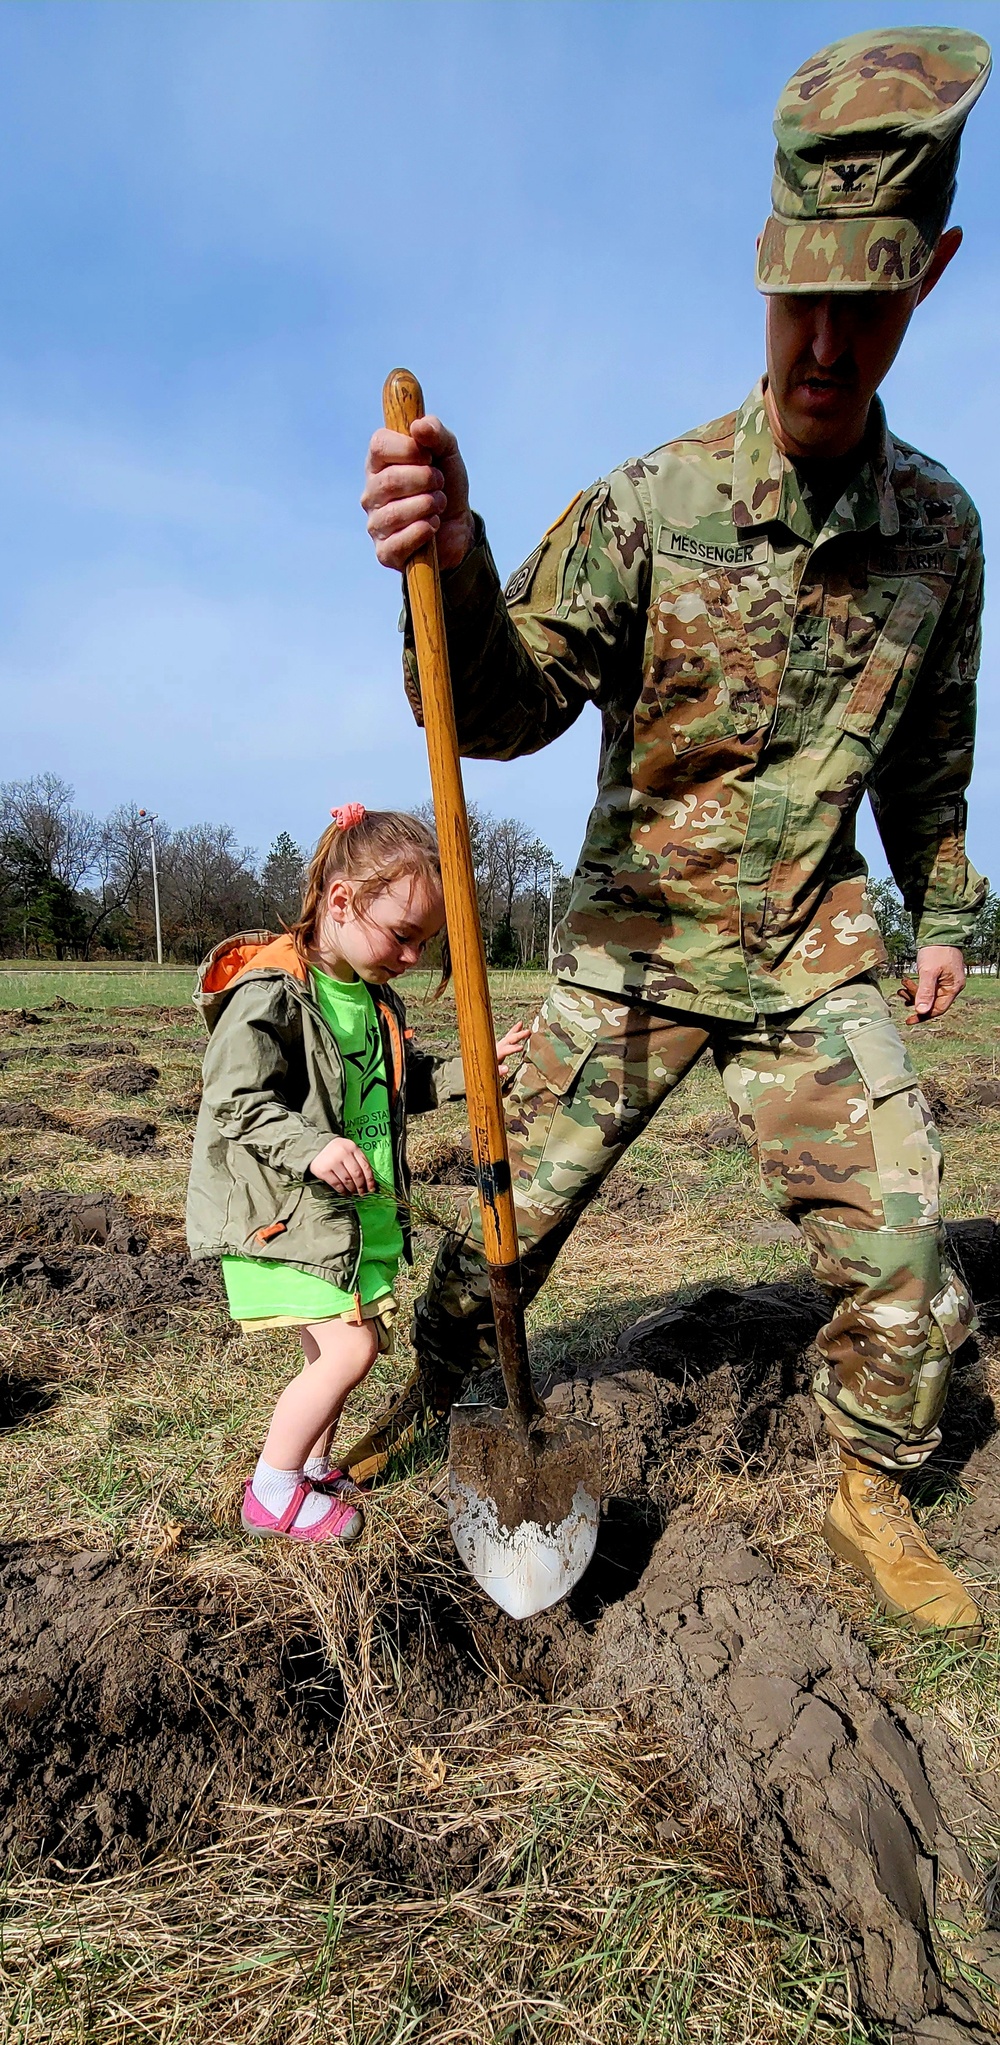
{"left": 287, "top": 807, "right": 448, "bottom": 988}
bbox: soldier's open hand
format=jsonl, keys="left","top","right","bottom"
{"left": 900, "top": 945, "right": 966, "bottom": 1023}
{"left": 363, "top": 416, "right": 475, "bottom": 572}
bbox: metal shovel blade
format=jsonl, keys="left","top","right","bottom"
{"left": 448, "top": 1404, "right": 601, "bottom": 1620}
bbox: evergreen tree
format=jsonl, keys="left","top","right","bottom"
{"left": 260, "top": 831, "right": 306, "bottom": 929}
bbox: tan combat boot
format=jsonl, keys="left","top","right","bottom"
{"left": 342, "top": 1366, "right": 464, "bottom": 1487}
{"left": 823, "top": 1452, "right": 981, "bottom": 1640}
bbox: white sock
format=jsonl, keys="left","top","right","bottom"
{"left": 304, "top": 1453, "right": 333, "bottom": 1481}
{"left": 251, "top": 1456, "right": 333, "bottom": 1530}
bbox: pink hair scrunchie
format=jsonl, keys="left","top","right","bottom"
{"left": 330, "top": 803, "right": 367, "bottom": 831}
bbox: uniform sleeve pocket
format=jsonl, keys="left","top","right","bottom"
{"left": 838, "top": 582, "right": 943, "bottom": 739}
{"left": 845, "top": 1019, "right": 918, "bottom": 1101}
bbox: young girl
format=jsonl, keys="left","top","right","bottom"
{"left": 187, "top": 805, "right": 525, "bottom": 1545}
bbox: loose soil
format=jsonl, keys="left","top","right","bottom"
{"left": 0, "top": 1188, "right": 220, "bottom": 1324}
{"left": 163, "top": 1085, "right": 202, "bottom": 1120}
{"left": 0, "top": 1541, "right": 341, "bottom": 1872}
{"left": 87, "top": 1057, "right": 160, "bottom": 1094}
{"left": 60, "top": 1038, "right": 137, "bottom": 1059}
{"left": 415, "top": 1135, "right": 477, "bottom": 1186}
{"left": 2, "top": 1217, "right": 999, "bottom": 2037}
{"left": 0, "top": 1100, "right": 51, "bottom": 1129}
{"left": 924, "top": 1058, "right": 1000, "bottom": 1129}
{"left": 88, "top": 1114, "right": 162, "bottom": 1155}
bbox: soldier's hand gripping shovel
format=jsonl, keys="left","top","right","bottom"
{"left": 382, "top": 369, "right": 601, "bottom": 1621}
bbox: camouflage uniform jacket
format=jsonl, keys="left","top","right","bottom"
{"left": 405, "top": 382, "right": 986, "bottom": 1022}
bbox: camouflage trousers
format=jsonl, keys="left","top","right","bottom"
{"left": 416, "top": 976, "right": 974, "bottom": 1472}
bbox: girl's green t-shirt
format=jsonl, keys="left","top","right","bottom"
{"left": 221, "top": 967, "right": 403, "bottom": 1322}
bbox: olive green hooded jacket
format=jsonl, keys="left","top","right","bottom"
{"left": 186, "top": 932, "right": 463, "bottom": 1290}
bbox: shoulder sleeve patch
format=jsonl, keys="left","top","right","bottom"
{"left": 503, "top": 491, "right": 585, "bottom": 607}
{"left": 504, "top": 543, "right": 544, "bottom": 606}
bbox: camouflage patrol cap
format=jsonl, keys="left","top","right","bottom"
{"left": 756, "top": 25, "right": 991, "bottom": 294}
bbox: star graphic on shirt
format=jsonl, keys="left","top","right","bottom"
{"left": 342, "top": 1012, "right": 384, "bottom": 1112}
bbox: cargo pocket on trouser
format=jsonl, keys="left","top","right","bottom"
{"left": 802, "top": 1216, "right": 971, "bottom": 1470}
{"left": 504, "top": 986, "right": 620, "bottom": 1219}
{"left": 844, "top": 1015, "right": 941, "bottom": 1229}
{"left": 907, "top": 1264, "right": 976, "bottom": 1443}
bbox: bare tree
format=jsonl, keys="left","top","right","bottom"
{"left": 0, "top": 775, "right": 102, "bottom": 956}
{"left": 161, "top": 824, "right": 260, "bottom": 959}
{"left": 77, "top": 804, "right": 162, "bottom": 957}
{"left": 0, "top": 773, "right": 100, "bottom": 889}
{"left": 415, "top": 797, "right": 557, "bottom": 962}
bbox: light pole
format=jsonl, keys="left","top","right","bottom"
{"left": 138, "top": 810, "right": 163, "bottom": 966}
{"left": 547, "top": 861, "right": 557, "bottom": 971}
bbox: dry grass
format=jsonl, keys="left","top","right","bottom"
{"left": 1, "top": 1713, "right": 866, "bottom": 2045}
{"left": 2, "top": 967, "right": 1000, "bottom": 2041}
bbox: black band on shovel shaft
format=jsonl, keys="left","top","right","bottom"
{"left": 475, "top": 1157, "right": 511, "bottom": 1212}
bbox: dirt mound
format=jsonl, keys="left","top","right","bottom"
{"left": 594, "top": 1172, "right": 673, "bottom": 1219}
{"left": 0, "top": 1541, "right": 340, "bottom": 1871}
{"left": 88, "top": 1059, "right": 159, "bottom": 1095}
{"left": 6, "top": 1189, "right": 147, "bottom": 1251}
{"left": 416, "top": 1136, "right": 477, "bottom": 1186}
{"left": 0, "top": 1100, "right": 51, "bottom": 1129}
{"left": 164, "top": 1087, "right": 202, "bottom": 1121}
{"left": 525, "top": 1219, "right": 1000, "bottom": 1510}
{"left": 89, "top": 1116, "right": 162, "bottom": 1156}
{"left": 530, "top": 1274, "right": 829, "bottom": 1508}
{"left": 0, "top": 1009, "right": 46, "bottom": 1028}
{"left": 925, "top": 1063, "right": 1000, "bottom": 1129}
{"left": 61, "top": 1039, "right": 137, "bottom": 1059}
{"left": 700, "top": 1110, "right": 746, "bottom": 1149}
{"left": 0, "top": 1190, "right": 220, "bottom": 1324}
{"left": 43, "top": 995, "right": 77, "bottom": 1011}
{"left": 966, "top": 1076, "right": 1000, "bottom": 1109}
{"left": 588, "top": 1516, "right": 1000, "bottom": 2040}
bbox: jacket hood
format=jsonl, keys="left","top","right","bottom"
{"left": 194, "top": 930, "right": 307, "bottom": 1032}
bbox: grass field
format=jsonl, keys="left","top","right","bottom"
{"left": 0, "top": 964, "right": 554, "bottom": 1012}
{"left": 1, "top": 964, "right": 999, "bottom": 2041}
{"left": 0, "top": 962, "right": 198, "bottom": 1007}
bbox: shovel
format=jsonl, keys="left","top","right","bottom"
{"left": 382, "top": 369, "right": 601, "bottom": 1620}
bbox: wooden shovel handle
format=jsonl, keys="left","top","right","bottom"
{"left": 382, "top": 369, "right": 541, "bottom": 1433}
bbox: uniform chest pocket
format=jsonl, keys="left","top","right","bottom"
{"left": 636, "top": 574, "right": 767, "bottom": 781}
{"left": 837, "top": 580, "right": 946, "bottom": 741}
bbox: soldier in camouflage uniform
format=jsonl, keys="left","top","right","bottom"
{"left": 357, "top": 28, "right": 992, "bottom": 1634}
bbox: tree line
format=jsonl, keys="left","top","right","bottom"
{"left": 15, "top": 772, "right": 995, "bottom": 975}
{"left": 0, "top": 774, "right": 570, "bottom": 966}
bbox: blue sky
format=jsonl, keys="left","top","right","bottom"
{"left": 2, "top": 0, "right": 998, "bottom": 885}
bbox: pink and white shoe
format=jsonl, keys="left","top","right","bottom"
{"left": 240, "top": 1477, "right": 364, "bottom": 1545}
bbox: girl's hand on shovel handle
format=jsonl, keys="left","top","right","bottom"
{"left": 496, "top": 1022, "right": 530, "bottom": 1077}
{"left": 362, "top": 415, "right": 475, "bottom": 571}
